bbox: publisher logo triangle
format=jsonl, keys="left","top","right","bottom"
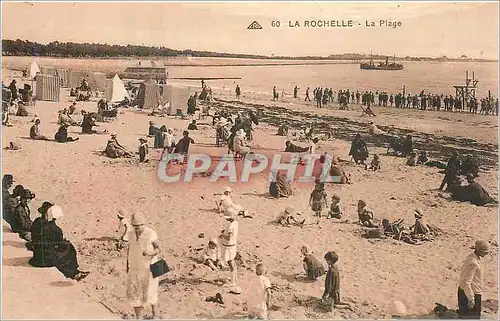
{"left": 247, "top": 21, "right": 263, "bottom": 30}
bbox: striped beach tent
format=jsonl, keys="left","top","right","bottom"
{"left": 35, "top": 74, "right": 60, "bottom": 102}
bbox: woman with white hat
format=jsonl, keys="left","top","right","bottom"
{"left": 458, "top": 239, "right": 490, "bottom": 319}
{"left": 126, "top": 212, "right": 162, "bottom": 320}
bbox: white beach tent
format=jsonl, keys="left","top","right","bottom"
{"left": 29, "top": 60, "right": 41, "bottom": 79}
{"left": 105, "top": 74, "right": 129, "bottom": 102}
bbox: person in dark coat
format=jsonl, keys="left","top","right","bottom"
{"left": 28, "top": 204, "right": 90, "bottom": 281}
{"left": 28, "top": 201, "right": 56, "bottom": 267}
{"left": 465, "top": 175, "right": 497, "bottom": 206}
{"left": 174, "top": 131, "right": 195, "bottom": 155}
{"left": 148, "top": 121, "right": 159, "bottom": 137}
{"left": 81, "top": 113, "right": 97, "bottom": 134}
{"left": 54, "top": 124, "right": 79, "bottom": 143}
{"left": 154, "top": 125, "right": 167, "bottom": 149}
{"left": 2, "top": 174, "right": 14, "bottom": 201}
{"left": 439, "top": 150, "right": 461, "bottom": 190}
{"left": 8, "top": 80, "right": 18, "bottom": 101}
{"left": 349, "top": 134, "right": 368, "bottom": 164}
{"left": 187, "top": 95, "right": 196, "bottom": 115}
{"left": 3, "top": 184, "right": 24, "bottom": 229}
{"left": 11, "top": 189, "right": 36, "bottom": 241}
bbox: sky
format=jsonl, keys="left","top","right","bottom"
{"left": 1, "top": 1, "right": 499, "bottom": 59}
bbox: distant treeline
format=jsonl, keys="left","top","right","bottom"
{"left": 1, "top": 39, "right": 496, "bottom": 62}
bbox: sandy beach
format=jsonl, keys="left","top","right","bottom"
{"left": 2, "top": 62, "right": 499, "bottom": 320}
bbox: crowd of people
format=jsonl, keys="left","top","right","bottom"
{"left": 2, "top": 71, "right": 497, "bottom": 320}
{"left": 2, "top": 174, "right": 90, "bottom": 281}
{"left": 261, "top": 84, "right": 499, "bottom": 116}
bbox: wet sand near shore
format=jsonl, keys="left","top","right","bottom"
{"left": 2, "top": 67, "right": 498, "bottom": 319}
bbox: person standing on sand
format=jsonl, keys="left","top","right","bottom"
{"left": 247, "top": 263, "right": 272, "bottom": 319}
{"left": 219, "top": 212, "right": 239, "bottom": 287}
{"left": 117, "top": 209, "right": 133, "bottom": 243}
{"left": 309, "top": 182, "right": 327, "bottom": 219}
{"left": 272, "top": 86, "right": 277, "bottom": 101}
{"left": 458, "top": 240, "right": 489, "bottom": 319}
{"left": 235, "top": 85, "right": 241, "bottom": 99}
{"left": 126, "top": 212, "right": 162, "bottom": 320}
{"left": 138, "top": 137, "right": 149, "bottom": 163}
{"left": 305, "top": 87, "right": 311, "bottom": 101}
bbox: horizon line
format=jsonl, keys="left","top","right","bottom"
{"left": 2, "top": 38, "right": 498, "bottom": 62}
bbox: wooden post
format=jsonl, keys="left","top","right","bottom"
{"left": 402, "top": 85, "right": 406, "bottom": 97}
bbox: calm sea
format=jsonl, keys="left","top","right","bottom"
{"left": 3, "top": 56, "right": 498, "bottom": 97}
{"left": 167, "top": 61, "right": 499, "bottom": 98}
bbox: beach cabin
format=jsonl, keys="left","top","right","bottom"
{"left": 67, "top": 70, "right": 106, "bottom": 91}
{"left": 137, "top": 79, "right": 162, "bottom": 109}
{"left": 35, "top": 74, "right": 60, "bottom": 102}
{"left": 163, "top": 85, "right": 192, "bottom": 115}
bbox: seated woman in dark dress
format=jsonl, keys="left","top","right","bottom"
{"left": 28, "top": 203, "right": 89, "bottom": 281}
{"left": 54, "top": 124, "right": 79, "bottom": 143}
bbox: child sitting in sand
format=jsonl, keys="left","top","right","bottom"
{"left": 202, "top": 238, "right": 222, "bottom": 271}
{"left": 301, "top": 245, "right": 325, "bottom": 281}
{"left": 365, "top": 154, "right": 381, "bottom": 171}
{"left": 276, "top": 206, "right": 305, "bottom": 227}
{"left": 357, "top": 200, "right": 378, "bottom": 228}
{"left": 310, "top": 182, "right": 328, "bottom": 219}
{"left": 247, "top": 263, "right": 272, "bottom": 320}
{"left": 406, "top": 150, "right": 418, "bottom": 167}
{"left": 327, "top": 194, "right": 343, "bottom": 219}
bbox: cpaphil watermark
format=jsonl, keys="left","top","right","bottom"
{"left": 157, "top": 152, "right": 341, "bottom": 183}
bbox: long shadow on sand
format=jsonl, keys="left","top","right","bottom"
{"left": 2, "top": 256, "right": 31, "bottom": 267}
{"left": 271, "top": 271, "right": 318, "bottom": 284}
{"left": 49, "top": 280, "right": 74, "bottom": 287}
{"left": 213, "top": 98, "right": 498, "bottom": 170}
{"left": 3, "top": 240, "right": 27, "bottom": 249}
